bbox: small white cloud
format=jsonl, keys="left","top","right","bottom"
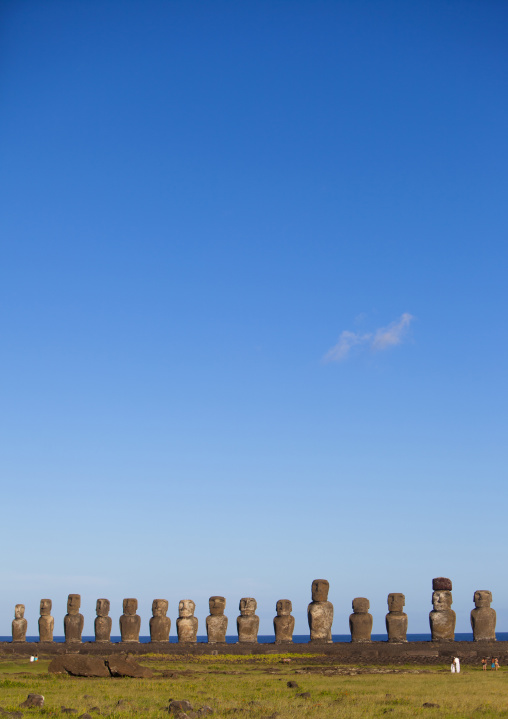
{"left": 324, "top": 313, "right": 414, "bottom": 362}
{"left": 323, "top": 330, "right": 372, "bottom": 362}
{"left": 371, "top": 313, "right": 414, "bottom": 351}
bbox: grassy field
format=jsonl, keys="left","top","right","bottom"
{"left": 0, "top": 653, "right": 506, "bottom": 718}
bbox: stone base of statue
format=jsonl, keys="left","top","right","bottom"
{"left": 430, "top": 610, "right": 456, "bottom": 641}
{"left": 274, "top": 615, "right": 295, "bottom": 643}
{"left": 150, "top": 616, "right": 171, "bottom": 642}
{"left": 237, "top": 615, "right": 259, "bottom": 643}
{"left": 12, "top": 619, "right": 27, "bottom": 642}
{"left": 120, "top": 615, "right": 141, "bottom": 642}
{"left": 95, "top": 616, "right": 112, "bottom": 642}
{"left": 206, "top": 615, "right": 228, "bottom": 643}
{"left": 471, "top": 608, "right": 496, "bottom": 642}
{"left": 39, "top": 616, "right": 54, "bottom": 643}
{"left": 308, "top": 602, "right": 333, "bottom": 642}
{"left": 386, "top": 613, "right": 408, "bottom": 642}
{"left": 64, "top": 614, "right": 84, "bottom": 643}
{"left": 177, "top": 617, "right": 198, "bottom": 643}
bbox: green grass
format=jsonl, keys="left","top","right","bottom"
{"left": 0, "top": 654, "right": 506, "bottom": 718}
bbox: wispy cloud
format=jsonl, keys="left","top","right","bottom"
{"left": 323, "top": 313, "right": 414, "bottom": 362}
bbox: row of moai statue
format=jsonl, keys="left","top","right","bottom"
{"left": 11, "top": 577, "right": 497, "bottom": 644}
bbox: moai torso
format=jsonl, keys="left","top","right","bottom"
{"left": 177, "top": 600, "right": 198, "bottom": 642}
{"left": 237, "top": 598, "right": 259, "bottom": 643}
{"left": 385, "top": 593, "right": 408, "bottom": 643}
{"left": 95, "top": 598, "right": 112, "bottom": 642}
{"left": 64, "top": 594, "right": 84, "bottom": 643}
{"left": 274, "top": 599, "right": 295, "bottom": 643}
{"left": 120, "top": 598, "right": 141, "bottom": 642}
{"left": 38, "top": 599, "right": 54, "bottom": 642}
{"left": 12, "top": 604, "right": 27, "bottom": 642}
{"left": 471, "top": 590, "right": 496, "bottom": 642}
{"left": 429, "top": 578, "right": 455, "bottom": 641}
{"left": 206, "top": 596, "right": 228, "bottom": 643}
{"left": 349, "top": 597, "right": 373, "bottom": 642}
{"left": 308, "top": 579, "right": 333, "bottom": 642}
{"left": 150, "top": 599, "right": 171, "bottom": 642}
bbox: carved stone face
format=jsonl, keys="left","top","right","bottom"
{"left": 15, "top": 604, "right": 25, "bottom": 619}
{"left": 67, "top": 594, "right": 81, "bottom": 614}
{"left": 96, "top": 598, "right": 110, "bottom": 616}
{"left": 352, "top": 597, "right": 369, "bottom": 613}
{"left": 123, "top": 598, "right": 138, "bottom": 615}
{"left": 474, "top": 590, "right": 492, "bottom": 608}
{"left": 276, "top": 599, "right": 292, "bottom": 616}
{"left": 388, "top": 593, "right": 405, "bottom": 612}
{"left": 209, "top": 596, "right": 226, "bottom": 616}
{"left": 152, "top": 599, "right": 168, "bottom": 617}
{"left": 40, "top": 599, "right": 52, "bottom": 615}
{"left": 179, "top": 599, "right": 195, "bottom": 618}
{"left": 432, "top": 590, "right": 452, "bottom": 611}
{"left": 239, "top": 597, "right": 257, "bottom": 616}
{"left": 311, "top": 579, "right": 329, "bottom": 602}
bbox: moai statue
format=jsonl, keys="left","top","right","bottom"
{"left": 64, "top": 594, "right": 84, "bottom": 643}
{"left": 206, "top": 596, "right": 228, "bottom": 643}
{"left": 471, "top": 590, "right": 496, "bottom": 642}
{"left": 150, "top": 599, "right": 171, "bottom": 642}
{"left": 273, "top": 599, "right": 295, "bottom": 643}
{"left": 429, "top": 577, "right": 455, "bottom": 642}
{"left": 120, "top": 598, "right": 141, "bottom": 642}
{"left": 307, "top": 579, "right": 333, "bottom": 642}
{"left": 95, "top": 598, "right": 112, "bottom": 642}
{"left": 38, "top": 599, "right": 54, "bottom": 642}
{"left": 12, "top": 604, "right": 27, "bottom": 642}
{"left": 349, "top": 597, "right": 373, "bottom": 642}
{"left": 237, "top": 598, "right": 259, "bottom": 643}
{"left": 177, "top": 599, "right": 198, "bottom": 642}
{"left": 385, "top": 593, "right": 408, "bottom": 642}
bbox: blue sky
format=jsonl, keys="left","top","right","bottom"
{"left": 1, "top": 0, "right": 507, "bottom": 638}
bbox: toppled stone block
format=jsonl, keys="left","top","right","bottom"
{"left": 48, "top": 656, "right": 110, "bottom": 678}
{"left": 169, "top": 700, "right": 194, "bottom": 713}
{"left": 19, "top": 695, "right": 44, "bottom": 708}
{"left": 107, "top": 657, "right": 153, "bottom": 679}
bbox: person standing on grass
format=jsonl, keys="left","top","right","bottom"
{"left": 494, "top": 658, "right": 500, "bottom": 670}
{"left": 491, "top": 658, "right": 496, "bottom": 670}
{"left": 453, "top": 657, "right": 460, "bottom": 673}
{"left": 482, "top": 658, "right": 487, "bottom": 671}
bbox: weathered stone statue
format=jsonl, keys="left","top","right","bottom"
{"left": 237, "top": 598, "right": 259, "bottom": 643}
{"left": 177, "top": 600, "right": 198, "bottom": 642}
{"left": 308, "top": 579, "right": 333, "bottom": 642}
{"left": 273, "top": 599, "right": 295, "bottom": 643}
{"left": 12, "top": 604, "right": 27, "bottom": 642}
{"left": 64, "top": 594, "right": 84, "bottom": 643}
{"left": 206, "top": 596, "right": 228, "bottom": 643}
{"left": 38, "top": 599, "right": 54, "bottom": 642}
{"left": 385, "top": 593, "right": 408, "bottom": 642}
{"left": 120, "top": 598, "right": 141, "bottom": 642}
{"left": 150, "top": 599, "right": 171, "bottom": 642}
{"left": 429, "top": 577, "right": 455, "bottom": 641}
{"left": 95, "top": 598, "right": 112, "bottom": 643}
{"left": 471, "top": 590, "right": 496, "bottom": 642}
{"left": 349, "top": 597, "right": 373, "bottom": 642}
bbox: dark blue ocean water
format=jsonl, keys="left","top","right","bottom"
{"left": 4, "top": 633, "right": 508, "bottom": 643}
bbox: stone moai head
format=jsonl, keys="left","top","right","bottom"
{"left": 432, "top": 577, "right": 452, "bottom": 611}
{"left": 239, "top": 597, "right": 257, "bottom": 616}
{"left": 40, "top": 599, "right": 52, "bottom": 615}
{"left": 15, "top": 604, "right": 25, "bottom": 619}
{"left": 96, "top": 598, "right": 110, "bottom": 617}
{"left": 67, "top": 594, "right": 81, "bottom": 614}
{"left": 179, "top": 599, "right": 196, "bottom": 618}
{"left": 276, "top": 599, "right": 292, "bottom": 616}
{"left": 474, "top": 590, "right": 493, "bottom": 608}
{"left": 352, "top": 597, "right": 370, "bottom": 613}
{"left": 311, "top": 579, "right": 329, "bottom": 602}
{"left": 388, "top": 593, "right": 405, "bottom": 612}
{"left": 152, "top": 599, "right": 169, "bottom": 617}
{"left": 209, "top": 596, "right": 226, "bottom": 616}
{"left": 123, "top": 598, "right": 138, "bottom": 615}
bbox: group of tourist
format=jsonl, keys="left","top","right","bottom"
{"left": 481, "top": 657, "right": 500, "bottom": 670}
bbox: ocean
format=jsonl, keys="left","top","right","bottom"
{"left": 3, "top": 633, "right": 508, "bottom": 643}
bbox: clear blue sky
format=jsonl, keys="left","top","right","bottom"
{"left": 1, "top": 0, "right": 507, "bottom": 638}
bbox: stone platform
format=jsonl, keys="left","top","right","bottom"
{"left": 0, "top": 641, "right": 506, "bottom": 665}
